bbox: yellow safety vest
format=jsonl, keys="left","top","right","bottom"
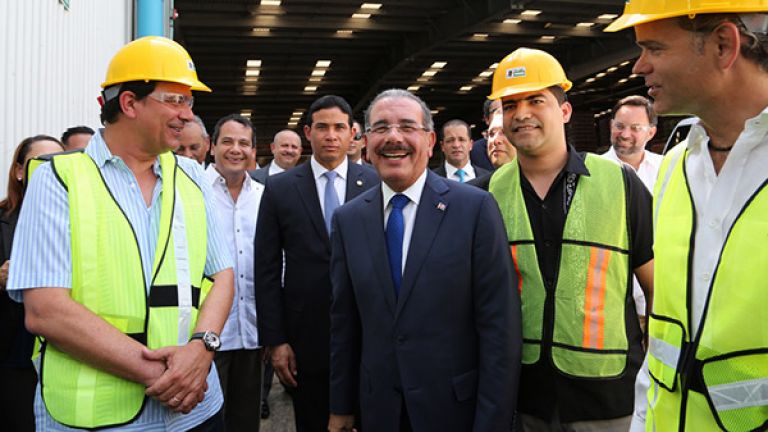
{"left": 489, "top": 154, "right": 633, "bottom": 378}
{"left": 647, "top": 142, "right": 768, "bottom": 432}
{"left": 33, "top": 151, "right": 213, "bottom": 429}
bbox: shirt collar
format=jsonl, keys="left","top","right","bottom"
{"left": 603, "top": 145, "right": 653, "bottom": 170}
{"left": 381, "top": 169, "right": 428, "bottom": 209}
{"left": 88, "top": 128, "right": 162, "bottom": 176}
{"left": 564, "top": 144, "right": 590, "bottom": 177}
{"left": 205, "top": 164, "right": 253, "bottom": 191}
{"left": 310, "top": 155, "right": 348, "bottom": 181}
{"left": 444, "top": 161, "right": 474, "bottom": 179}
{"left": 268, "top": 162, "right": 285, "bottom": 175}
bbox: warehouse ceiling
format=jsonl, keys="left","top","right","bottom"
{"left": 173, "top": 0, "right": 643, "bottom": 150}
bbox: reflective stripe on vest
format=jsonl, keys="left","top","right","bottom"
{"left": 650, "top": 140, "right": 768, "bottom": 432}
{"left": 489, "top": 154, "right": 632, "bottom": 379}
{"left": 36, "top": 151, "right": 211, "bottom": 429}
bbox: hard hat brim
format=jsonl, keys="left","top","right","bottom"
{"left": 488, "top": 80, "right": 572, "bottom": 101}
{"left": 100, "top": 77, "right": 212, "bottom": 93}
{"left": 605, "top": 7, "right": 768, "bottom": 32}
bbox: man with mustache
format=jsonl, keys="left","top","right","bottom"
{"left": 486, "top": 48, "right": 654, "bottom": 431}
{"left": 601, "top": 95, "right": 661, "bottom": 334}
{"left": 255, "top": 95, "right": 378, "bottom": 431}
{"left": 606, "top": 2, "right": 768, "bottom": 431}
{"left": 328, "top": 88, "right": 521, "bottom": 432}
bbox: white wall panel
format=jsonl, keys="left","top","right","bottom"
{"left": 0, "top": 0, "right": 132, "bottom": 193}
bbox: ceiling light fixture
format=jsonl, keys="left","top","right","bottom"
{"left": 541, "top": 35, "right": 555, "bottom": 40}
{"left": 503, "top": 18, "right": 522, "bottom": 24}
{"left": 430, "top": 61, "right": 447, "bottom": 69}
{"left": 261, "top": 0, "right": 281, "bottom": 6}
{"left": 311, "top": 69, "right": 326, "bottom": 77}
{"left": 460, "top": 86, "right": 473, "bottom": 91}
{"left": 473, "top": 33, "right": 489, "bottom": 38}
{"left": 246, "top": 59, "right": 262, "bottom": 68}
{"left": 360, "top": 3, "right": 382, "bottom": 9}
{"left": 336, "top": 30, "right": 353, "bottom": 35}
{"left": 252, "top": 28, "right": 270, "bottom": 33}
{"left": 576, "top": 22, "right": 595, "bottom": 27}
{"left": 352, "top": 13, "right": 371, "bottom": 19}
{"left": 422, "top": 70, "right": 438, "bottom": 77}
{"left": 521, "top": 10, "right": 542, "bottom": 16}
{"left": 304, "top": 85, "right": 318, "bottom": 92}
{"left": 316, "top": 60, "right": 332, "bottom": 68}
{"left": 246, "top": 69, "right": 260, "bottom": 77}
{"left": 598, "top": 13, "right": 618, "bottom": 19}
{"left": 407, "top": 85, "right": 420, "bottom": 91}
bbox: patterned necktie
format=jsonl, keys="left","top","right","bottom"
{"left": 386, "top": 194, "right": 409, "bottom": 298}
{"left": 456, "top": 168, "right": 466, "bottom": 183}
{"left": 323, "top": 171, "right": 340, "bottom": 233}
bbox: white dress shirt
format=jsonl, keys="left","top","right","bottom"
{"left": 311, "top": 155, "right": 348, "bottom": 218}
{"left": 601, "top": 146, "right": 663, "bottom": 192}
{"left": 601, "top": 147, "right": 663, "bottom": 316}
{"left": 444, "top": 161, "right": 476, "bottom": 182}
{"left": 205, "top": 165, "right": 264, "bottom": 350}
{"left": 631, "top": 109, "right": 768, "bottom": 431}
{"left": 268, "top": 161, "right": 285, "bottom": 176}
{"left": 381, "top": 170, "right": 428, "bottom": 273}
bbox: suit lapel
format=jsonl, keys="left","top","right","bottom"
{"left": 345, "top": 163, "right": 371, "bottom": 202}
{"left": 294, "top": 163, "right": 329, "bottom": 244}
{"left": 395, "top": 172, "right": 450, "bottom": 318}
{"left": 362, "top": 188, "right": 397, "bottom": 314}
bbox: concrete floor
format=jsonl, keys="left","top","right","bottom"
{"left": 260, "top": 374, "right": 296, "bottom": 432}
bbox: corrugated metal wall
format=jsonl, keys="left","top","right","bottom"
{"left": 0, "top": 0, "right": 132, "bottom": 193}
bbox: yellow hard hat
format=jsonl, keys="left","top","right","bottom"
{"left": 101, "top": 36, "right": 211, "bottom": 92}
{"left": 488, "top": 48, "right": 572, "bottom": 101}
{"left": 605, "top": 0, "right": 768, "bottom": 32}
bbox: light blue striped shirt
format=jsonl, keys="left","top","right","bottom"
{"left": 7, "top": 131, "right": 232, "bottom": 431}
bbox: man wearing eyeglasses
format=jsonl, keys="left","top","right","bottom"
{"left": 5, "top": 37, "right": 234, "bottom": 431}
{"left": 601, "top": 95, "right": 661, "bottom": 336}
{"left": 255, "top": 95, "right": 378, "bottom": 432}
{"left": 328, "top": 88, "right": 521, "bottom": 432}
{"left": 601, "top": 95, "right": 662, "bottom": 192}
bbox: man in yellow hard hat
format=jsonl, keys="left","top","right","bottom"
{"left": 606, "top": 2, "right": 768, "bottom": 431}
{"left": 6, "top": 36, "right": 234, "bottom": 431}
{"left": 485, "top": 47, "right": 654, "bottom": 431}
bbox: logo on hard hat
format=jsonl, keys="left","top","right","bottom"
{"left": 506, "top": 67, "right": 527, "bottom": 79}
{"left": 187, "top": 60, "right": 196, "bottom": 71}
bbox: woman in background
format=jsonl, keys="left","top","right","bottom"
{"left": 0, "top": 135, "right": 65, "bottom": 431}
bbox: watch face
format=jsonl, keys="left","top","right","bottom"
{"left": 203, "top": 331, "right": 221, "bottom": 350}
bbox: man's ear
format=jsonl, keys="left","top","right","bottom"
{"left": 561, "top": 101, "right": 573, "bottom": 124}
{"left": 118, "top": 91, "right": 139, "bottom": 119}
{"left": 712, "top": 21, "right": 742, "bottom": 70}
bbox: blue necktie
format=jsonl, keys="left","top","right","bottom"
{"left": 323, "top": 171, "right": 340, "bottom": 233}
{"left": 456, "top": 168, "right": 466, "bottom": 183}
{"left": 386, "top": 194, "right": 409, "bottom": 298}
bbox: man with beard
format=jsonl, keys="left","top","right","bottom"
{"left": 601, "top": 95, "right": 661, "bottom": 333}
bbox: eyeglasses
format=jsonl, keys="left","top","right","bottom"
{"left": 611, "top": 122, "right": 652, "bottom": 133}
{"left": 148, "top": 92, "right": 194, "bottom": 109}
{"left": 354, "top": 132, "right": 363, "bottom": 141}
{"left": 367, "top": 123, "right": 429, "bottom": 135}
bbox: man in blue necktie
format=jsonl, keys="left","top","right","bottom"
{"left": 328, "top": 89, "right": 522, "bottom": 432}
{"left": 255, "top": 95, "right": 379, "bottom": 432}
{"left": 433, "top": 119, "right": 490, "bottom": 182}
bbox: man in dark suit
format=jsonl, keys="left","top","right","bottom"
{"left": 433, "top": 119, "right": 490, "bottom": 182}
{"left": 250, "top": 129, "right": 303, "bottom": 184}
{"left": 328, "top": 89, "right": 522, "bottom": 432}
{"left": 255, "top": 95, "right": 378, "bottom": 432}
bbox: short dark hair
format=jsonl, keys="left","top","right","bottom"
{"left": 212, "top": 114, "right": 257, "bottom": 147}
{"left": 676, "top": 13, "right": 768, "bottom": 72}
{"left": 547, "top": 85, "right": 568, "bottom": 105}
{"left": 100, "top": 81, "right": 156, "bottom": 125}
{"left": 482, "top": 99, "right": 495, "bottom": 120}
{"left": 441, "top": 119, "right": 471, "bottom": 141}
{"left": 612, "top": 95, "right": 657, "bottom": 126}
{"left": 61, "top": 126, "right": 95, "bottom": 145}
{"left": 306, "top": 95, "right": 353, "bottom": 127}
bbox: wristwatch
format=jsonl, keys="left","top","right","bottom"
{"left": 189, "top": 331, "right": 221, "bottom": 352}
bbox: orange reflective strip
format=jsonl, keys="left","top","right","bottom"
{"left": 582, "top": 247, "right": 610, "bottom": 349}
{"left": 510, "top": 245, "right": 523, "bottom": 294}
